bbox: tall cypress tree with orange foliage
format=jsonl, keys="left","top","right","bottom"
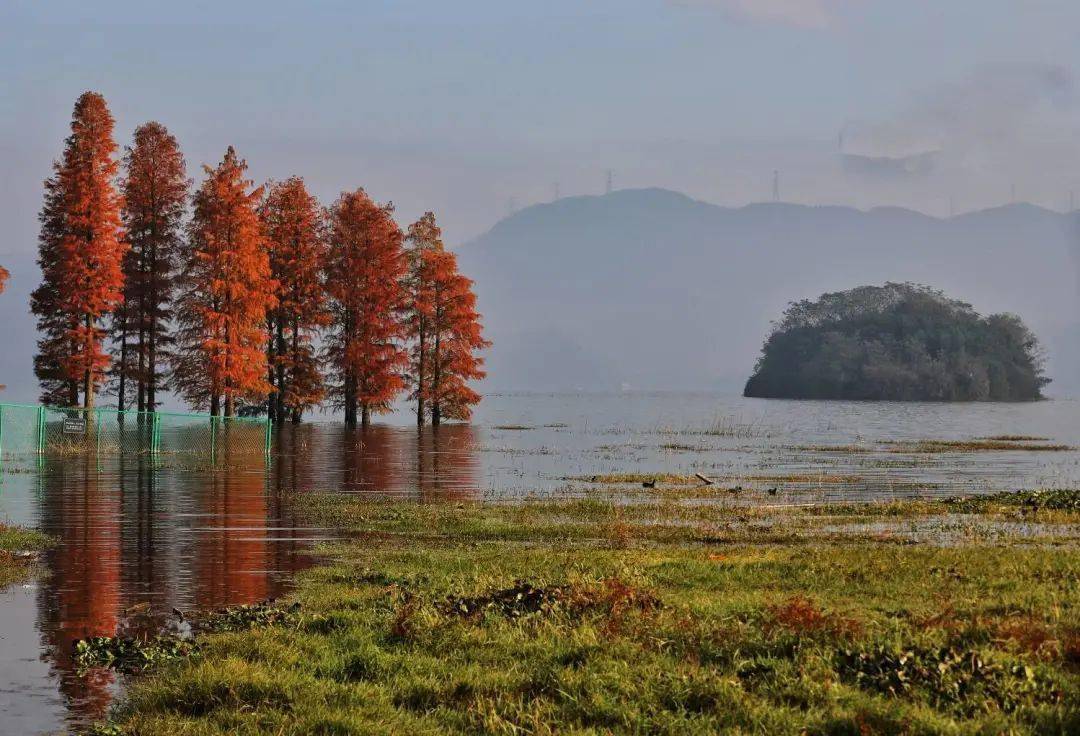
{"left": 404, "top": 212, "right": 489, "bottom": 425}
{"left": 403, "top": 212, "right": 440, "bottom": 427}
{"left": 260, "top": 177, "right": 327, "bottom": 423}
{"left": 32, "top": 92, "right": 127, "bottom": 408}
{"left": 324, "top": 189, "right": 407, "bottom": 427}
{"left": 172, "top": 147, "right": 275, "bottom": 417}
{"left": 114, "top": 122, "right": 189, "bottom": 413}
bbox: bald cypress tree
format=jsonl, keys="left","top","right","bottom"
{"left": 172, "top": 147, "right": 275, "bottom": 416}
{"left": 32, "top": 92, "right": 127, "bottom": 408}
{"left": 114, "top": 121, "right": 189, "bottom": 413}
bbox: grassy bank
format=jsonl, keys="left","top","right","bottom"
{"left": 0, "top": 523, "right": 51, "bottom": 588}
{"left": 102, "top": 493, "right": 1079, "bottom": 735}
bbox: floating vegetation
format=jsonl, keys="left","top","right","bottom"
{"left": 788, "top": 444, "right": 875, "bottom": 453}
{"left": 475, "top": 444, "right": 556, "bottom": 456}
{"left": 575, "top": 473, "right": 699, "bottom": 486}
{"left": 491, "top": 424, "right": 536, "bottom": 431}
{"left": 892, "top": 439, "right": 1072, "bottom": 453}
{"left": 199, "top": 600, "right": 302, "bottom": 632}
{"left": 946, "top": 489, "right": 1080, "bottom": 512}
{"left": 73, "top": 600, "right": 304, "bottom": 676}
{"left": 981, "top": 435, "right": 1052, "bottom": 442}
{"left": 658, "top": 442, "right": 712, "bottom": 452}
{"left": 743, "top": 473, "right": 865, "bottom": 485}
{"left": 74, "top": 635, "right": 196, "bottom": 675}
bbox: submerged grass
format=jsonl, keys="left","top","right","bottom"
{"left": 98, "top": 492, "right": 1080, "bottom": 735}
{"left": 0, "top": 523, "right": 52, "bottom": 588}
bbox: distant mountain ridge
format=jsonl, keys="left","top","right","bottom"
{"left": 459, "top": 189, "right": 1080, "bottom": 395}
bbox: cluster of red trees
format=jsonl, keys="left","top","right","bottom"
{"left": 28, "top": 92, "right": 488, "bottom": 426}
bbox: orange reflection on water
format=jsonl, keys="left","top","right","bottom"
{"left": 22, "top": 421, "right": 483, "bottom": 731}
{"left": 37, "top": 456, "right": 122, "bottom": 723}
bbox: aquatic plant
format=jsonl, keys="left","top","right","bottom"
{"left": 75, "top": 635, "right": 196, "bottom": 675}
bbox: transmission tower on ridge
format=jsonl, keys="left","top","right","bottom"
{"left": 605, "top": 170, "right": 613, "bottom": 195}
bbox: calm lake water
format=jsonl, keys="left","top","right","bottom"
{"left": 3, "top": 392, "right": 1080, "bottom": 733}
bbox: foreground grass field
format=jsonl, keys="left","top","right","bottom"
{"left": 101, "top": 493, "right": 1079, "bottom": 735}
{"left": 0, "top": 522, "right": 51, "bottom": 588}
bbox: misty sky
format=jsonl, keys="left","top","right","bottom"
{"left": 3, "top": 0, "right": 1080, "bottom": 250}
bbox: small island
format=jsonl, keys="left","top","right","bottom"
{"left": 744, "top": 282, "right": 1049, "bottom": 401}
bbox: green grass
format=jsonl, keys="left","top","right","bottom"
{"left": 100, "top": 495, "right": 1080, "bottom": 735}
{"left": 0, "top": 523, "right": 52, "bottom": 588}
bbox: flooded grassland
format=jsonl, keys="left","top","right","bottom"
{"left": 3, "top": 393, "right": 1080, "bottom": 732}
{"left": 100, "top": 491, "right": 1080, "bottom": 735}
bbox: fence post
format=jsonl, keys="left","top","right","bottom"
{"left": 95, "top": 409, "right": 102, "bottom": 456}
{"left": 210, "top": 416, "right": 217, "bottom": 460}
{"left": 152, "top": 412, "right": 161, "bottom": 454}
{"left": 37, "top": 406, "right": 45, "bottom": 454}
{"left": 264, "top": 415, "right": 273, "bottom": 457}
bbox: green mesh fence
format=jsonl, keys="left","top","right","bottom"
{"left": 0, "top": 403, "right": 271, "bottom": 458}
{"left": 155, "top": 412, "right": 270, "bottom": 457}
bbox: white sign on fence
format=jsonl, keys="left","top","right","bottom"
{"left": 62, "top": 416, "right": 87, "bottom": 434}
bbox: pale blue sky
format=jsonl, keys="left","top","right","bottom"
{"left": 3, "top": 0, "right": 1080, "bottom": 244}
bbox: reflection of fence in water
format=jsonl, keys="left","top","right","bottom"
{"left": 0, "top": 403, "right": 271, "bottom": 458}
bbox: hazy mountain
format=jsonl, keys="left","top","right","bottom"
{"left": 460, "top": 189, "right": 1080, "bottom": 395}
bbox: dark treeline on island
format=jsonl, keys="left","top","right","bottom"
{"left": 744, "top": 283, "right": 1049, "bottom": 402}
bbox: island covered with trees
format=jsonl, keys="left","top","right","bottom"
{"left": 744, "top": 283, "right": 1049, "bottom": 401}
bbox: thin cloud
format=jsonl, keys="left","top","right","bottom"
{"left": 842, "top": 64, "right": 1079, "bottom": 179}
{"left": 670, "top": 0, "right": 852, "bottom": 29}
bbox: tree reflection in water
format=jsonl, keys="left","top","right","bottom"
{"left": 23, "top": 421, "right": 482, "bottom": 730}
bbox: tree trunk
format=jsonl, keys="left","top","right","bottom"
{"left": 416, "top": 320, "right": 426, "bottom": 428}
{"left": 210, "top": 393, "right": 220, "bottom": 417}
{"left": 117, "top": 320, "right": 128, "bottom": 412}
{"left": 290, "top": 319, "right": 301, "bottom": 423}
{"left": 344, "top": 372, "right": 356, "bottom": 428}
{"left": 361, "top": 403, "right": 370, "bottom": 428}
{"left": 83, "top": 314, "right": 95, "bottom": 409}
{"left": 431, "top": 325, "right": 441, "bottom": 427}
{"left": 266, "top": 316, "right": 276, "bottom": 422}
{"left": 275, "top": 317, "right": 286, "bottom": 423}
{"left": 146, "top": 319, "right": 156, "bottom": 412}
{"left": 136, "top": 294, "right": 146, "bottom": 413}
